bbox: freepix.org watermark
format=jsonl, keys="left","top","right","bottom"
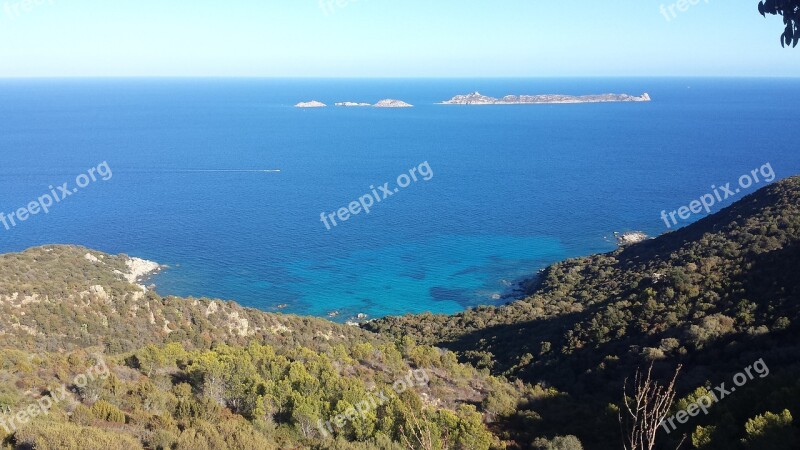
{"left": 3, "top": 0, "right": 56, "bottom": 20}
{"left": 660, "top": 358, "right": 769, "bottom": 434}
{"left": 660, "top": 0, "right": 710, "bottom": 22}
{"left": 317, "top": 369, "right": 429, "bottom": 438}
{"left": 318, "top": 0, "right": 365, "bottom": 16}
{"left": 660, "top": 162, "right": 775, "bottom": 229}
{"left": 1, "top": 161, "right": 113, "bottom": 232}
{"left": 0, "top": 358, "right": 110, "bottom": 434}
{"left": 320, "top": 161, "right": 433, "bottom": 231}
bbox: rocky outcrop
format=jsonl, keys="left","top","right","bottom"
{"left": 123, "top": 257, "right": 161, "bottom": 284}
{"left": 615, "top": 231, "right": 649, "bottom": 246}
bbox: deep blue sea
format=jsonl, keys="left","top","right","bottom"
{"left": 1, "top": 78, "right": 799, "bottom": 321}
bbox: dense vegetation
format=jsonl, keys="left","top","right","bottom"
{"left": 1, "top": 176, "right": 799, "bottom": 449}
{"left": 0, "top": 246, "right": 521, "bottom": 449}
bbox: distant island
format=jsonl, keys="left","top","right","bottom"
{"left": 294, "top": 100, "right": 327, "bottom": 108}
{"left": 440, "top": 91, "right": 651, "bottom": 105}
{"left": 373, "top": 99, "right": 413, "bottom": 108}
{"left": 296, "top": 99, "right": 413, "bottom": 108}
{"left": 296, "top": 94, "right": 649, "bottom": 108}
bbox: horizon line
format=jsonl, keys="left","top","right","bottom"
{"left": 1, "top": 75, "right": 800, "bottom": 80}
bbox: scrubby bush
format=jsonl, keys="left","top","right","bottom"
{"left": 743, "top": 409, "right": 796, "bottom": 449}
{"left": 14, "top": 421, "right": 143, "bottom": 450}
{"left": 532, "top": 435, "right": 583, "bottom": 450}
{"left": 90, "top": 399, "right": 126, "bottom": 423}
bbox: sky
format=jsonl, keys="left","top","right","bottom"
{"left": 0, "top": 0, "right": 797, "bottom": 77}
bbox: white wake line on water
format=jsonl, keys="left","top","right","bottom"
{"left": 166, "top": 169, "right": 281, "bottom": 173}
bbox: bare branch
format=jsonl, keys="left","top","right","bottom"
{"left": 619, "top": 363, "right": 682, "bottom": 450}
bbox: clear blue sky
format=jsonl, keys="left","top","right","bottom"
{"left": 0, "top": 0, "right": 796, "bottom": 77}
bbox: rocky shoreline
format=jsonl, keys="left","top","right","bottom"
{"left": 124, "top": 257, "right": 163, "bottom": 284}
{"left": 108, "top": 255, "right": 165, "bottom": 291}
{"left": 615, "top": 231, "right": 649, "bottom": 246}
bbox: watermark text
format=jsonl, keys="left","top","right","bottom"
{"left": 1, "top": 161, "right": 113, "bottom": 232}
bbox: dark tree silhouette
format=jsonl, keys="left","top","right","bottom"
{"left": 759, "top": 1, "right": 800, "bottom": 47}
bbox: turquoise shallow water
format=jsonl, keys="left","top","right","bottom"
{"left": 1, "top": 78, "right": 799, "bottom": 321}
{"left": 284, "top": 235, "right": 565, "bottom": 320}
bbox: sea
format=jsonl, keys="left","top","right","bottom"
{"left": 1, "top": 78, "right": 799, "bottom": 322}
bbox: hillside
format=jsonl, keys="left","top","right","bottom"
{"left": 1, "top": 176, "right": 799, "bottom": 450}
{"left": 0, "top": 246, "right": 519, "bottom": 450}
{"left": 0, "top": 245, "right": 393, "bottom": 354}
{"left": 365, "top": 176, "right": 800, "bottom": 449}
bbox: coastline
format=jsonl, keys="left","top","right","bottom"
{"left": 0, "top": 228, "right": 653, "bottom": 325}
{"left": 123, "top": 256, "right": 165, "bottom": 290}
{"left": 92, "top": 233, "right": 639, "bottom": 324}
{"left": 81, "top": 249, "right": 165, "bottom": 291}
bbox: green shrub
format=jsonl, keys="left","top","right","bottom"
{"left": 743, "top": 409, "right": 796, "bottom": 450}
{"left": 90, "top": 399, "right": 126, "bottom": 423}
{"left": 14, "top": 420, "right": 143, "bottom": 450}
{"left": 70, "top": 404, "right": 94, "bottom": 426}
{"left": 532, "top": 435, "right": 584, "bottom": 450}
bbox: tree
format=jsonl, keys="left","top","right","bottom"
{"left": 532, "top": 435, "right": 584, "bottom": 450}
{"left": 186, "top": 352, "right": 226, "bottom": 405}
{"left": 758, "top": 1, "right": 800, "bottom": 47}
{"left": 690, "top": 425, "right": 715, "bottom": 448}
{"left": 743, "top": 409, "right": 796, "bottom": 450}
{"left": 132, "top": 344, "right": 166, "bottom": 377}
{"left": 399, "top": 408, "right": 437, "bottom": 450}
{"left": 619, "top": 364, "right": 684, "bottom": 450}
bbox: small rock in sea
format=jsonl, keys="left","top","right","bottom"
{"left": 356, "top": 313, "right": 368, "bottom": 320}
{"left": 328, "top": 311, "right": 340, "bottom": 318}
{"left": 491, "top": 294, "right": 501, "bottom": 300}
